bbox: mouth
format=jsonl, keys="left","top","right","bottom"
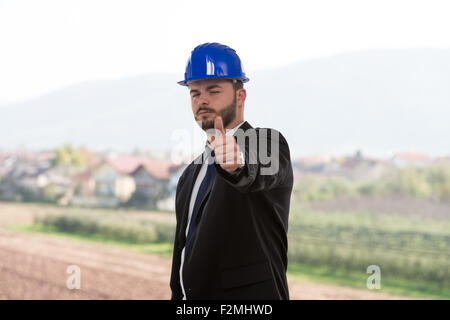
{"left": 198, "top": 111, "right": 214, "bottom": 116}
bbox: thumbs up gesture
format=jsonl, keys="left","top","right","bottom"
{"left": 209, "top": 116, "right": 244, "bottom": 173}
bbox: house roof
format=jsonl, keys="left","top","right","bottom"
{"left": 139, "top": 159, "right": 174, "bottom": 180}
{"left": 106, "top": 155, "right": 143, "bottom": 174}
{"left": 73, "top": 169, "right": 93, "bottom": 182}
{"left": 104, "top": 155, "right": 175, "bottom": 180}
{"left": 296, "top": 155, "right": 330, "bottom": 166}
{"left": 393, "top": 153, "right": 432, "bottom": 161}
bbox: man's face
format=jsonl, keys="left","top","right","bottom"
{"left": 188, "top": 79, "right": 237, "bottom": 131}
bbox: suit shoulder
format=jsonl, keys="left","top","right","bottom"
{"left": 254, "top": 127, "right": 289, "bottom": 145}
{"left": 177, "top": 155, "right": 200, "bottom": 184}
{"left": 178, "top": 163, "right": 191, "bottom": 184}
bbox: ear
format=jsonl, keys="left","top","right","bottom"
{"left": 237, "top": 88, "right": 247, "bottom": 108}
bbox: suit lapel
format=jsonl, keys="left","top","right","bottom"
{"left": 190, "top": 122, "right": 252, "bottom": 225}
{"left": 237, "top": 120, "right": 252, "bottom": 132}
{"left": 176, "top": 121, "right": 253, "bottom": 249}
{"left": 177, "top": 159, "right": 202, "bottom": 249}
{"left": 191, "top": 165, "right": 215, "bottom": 224}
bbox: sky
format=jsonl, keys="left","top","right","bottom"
{"left": 1, "top": 0, "right": 450, "bottom": 103}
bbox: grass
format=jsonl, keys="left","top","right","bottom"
{"left": 8, "top": 222, "right": 449, "bottom": 299}
{"left": 8, "top": 224, "right": 174, "bottom": 258}
{"left": 287, "top": 206, "right": 450, "bottom": 290}
{"left": 289, "top": 205, "right": 450, "bottom": 234}
{"left": 286, "top": 263, "right": 449, "bottom": 300}
{"left": 5, "top": 198, "right": 448, "bottom": 300}
{"left": 33, "top": 212, "right": 176, "bottom": 244}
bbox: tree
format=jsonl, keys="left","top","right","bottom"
{"left": 51, "top": 143, "right": 86, "bottom": 173}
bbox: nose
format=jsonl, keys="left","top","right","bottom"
{"left": 197, "top": 93, "right": 210, "bottom": 107}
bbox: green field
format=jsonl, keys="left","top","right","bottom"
{"left": 11, "top": 199, "right": 449, "bottom": 299}
{"left": 287, "top": 205, "right": 449, "bottom": 299}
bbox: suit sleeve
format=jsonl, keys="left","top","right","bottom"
{"left": 169, "top": 171, "right": 186, "bottom": 300}
{"left": 215, "top": 128, "right": 293, "bottom": 193}
{"left": 169, "top": 225, "right": 182, "bottom": 300}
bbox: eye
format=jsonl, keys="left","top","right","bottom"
{"left": 210, "top": 91, "right": 220, "bottom": 94}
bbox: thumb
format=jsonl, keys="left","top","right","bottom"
{"left": 214, "top": 116, "right": 225, "bottom": 136}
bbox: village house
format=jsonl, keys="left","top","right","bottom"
{"left": 0, "top": 153, "right": 18, "bottom": 179}
{"left": 89, "top": 155, "right": 140, "bottom": 207}
{"left": 339, "top": 156, "right": 392, "bottom": 182}
{"left": 131, "top": 159, "right": 173, "bottom": 197}
{"left": 69, "top": 154, "right": 176, "bottom": 208}
{"left": 72, "top": 169, "right": 96, "bottom": 197}
{"left": 391, "top": 152, "right": 434, "bottom": 168}
{"left": 0, "top": 156, "right": 73, "bottom": 202}
{"left": 292, "top": 150, "right": 394, "bottom": 183}
{"left": 156, "top": 163, "right": 187, "bottom": 211}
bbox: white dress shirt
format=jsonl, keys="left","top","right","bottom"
{"left": 179, "top": 121, "right": 244, "bottom": 300}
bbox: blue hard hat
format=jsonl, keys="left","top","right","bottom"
{"left": 178, "top": 42, "right": 249, "bottom": 86}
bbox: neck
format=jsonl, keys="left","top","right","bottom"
{"left": 226, "top": 117, "right": 244, "bottom": 131}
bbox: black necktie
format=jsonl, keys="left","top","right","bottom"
{"left": 185, "top": 152, "right": 216, "bottom": 249}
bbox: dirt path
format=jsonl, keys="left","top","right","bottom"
{"left": 0, "top": 229, "right": 170, "bottom": 299}
{"left": 0, "top": 202, "right": 410, "bottom": 300}
{"left": 0, "top": 202, "right": 175, "bottom": 228}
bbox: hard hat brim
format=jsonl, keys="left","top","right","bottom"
{"left": 177, "top": 76, "right": 249, "bottom": 87}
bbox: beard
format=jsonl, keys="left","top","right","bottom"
{"left": 196, "top": 94, "right": 237, "bottom": 131}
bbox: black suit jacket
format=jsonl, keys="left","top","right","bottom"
{"left": 170, "top": 121, "right": 293, "bottom": 300}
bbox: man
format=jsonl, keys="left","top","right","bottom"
{"left": 170, "top": 42, "right": 293, "bottom": 300}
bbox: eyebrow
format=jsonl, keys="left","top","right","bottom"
{"left": 190, "top": 84, "right": 223, "bottom": 94}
